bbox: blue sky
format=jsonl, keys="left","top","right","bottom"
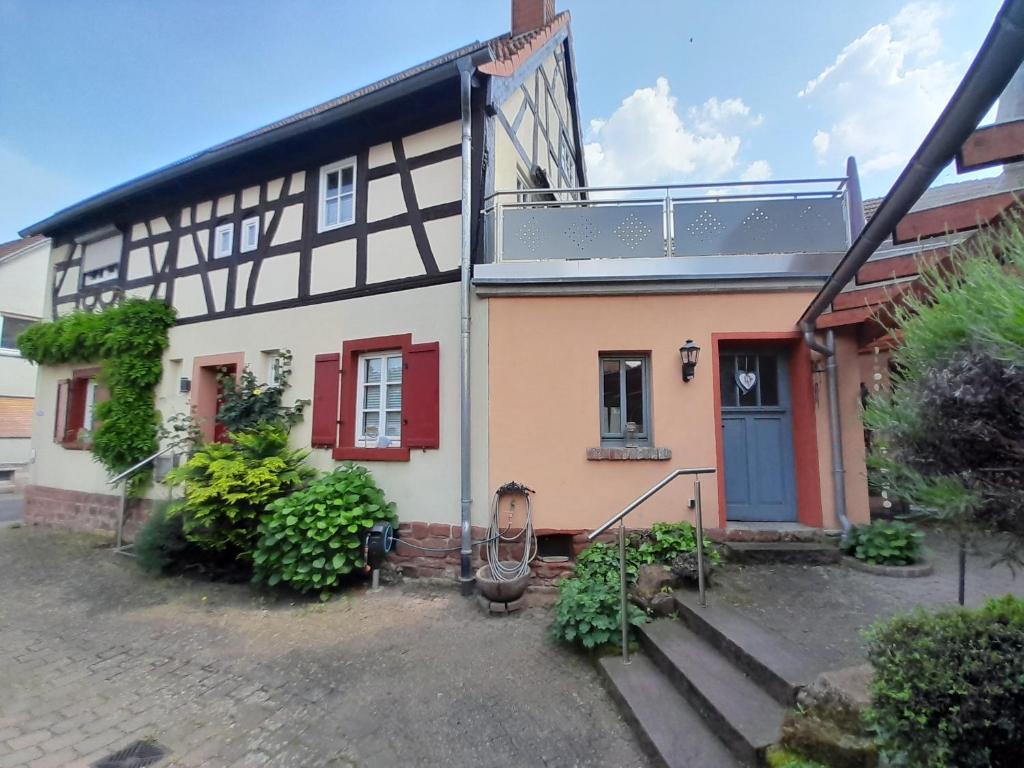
{"left": 0, "top": 0, "right": 1003, "bottom": 240}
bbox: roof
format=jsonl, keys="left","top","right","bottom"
{"left": 0, "top": 235, "right": 47, "bottom": 264}
{"left": 862, "top": 170, "right": 1024, "bottom": 222}
{"left": 22, "top": 12, "right": 573, "bottom": 239}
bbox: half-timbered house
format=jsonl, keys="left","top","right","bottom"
{"left": 20, "top": 0, "right": 586, "bottom": 580}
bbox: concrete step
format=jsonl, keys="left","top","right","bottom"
{"left": 673, "top": 589, "right": 827, "bottom": 706}
{"left": 722, "top": 541, "right": 840, "bottom": 565}
{"left": 598, "top": 653, "right": 744, "bottom": 768}
{"left": 638, "top": 619, "right": 786, "bottom": 765}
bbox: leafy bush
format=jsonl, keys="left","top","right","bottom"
{"left": 765, "top": 747, "right": 827, "bottom": 768}
{"left": 839, "top": 520, "right": 923, "bottom": 565}
{"left": 252, "top": 464, "right": 397, "bottom": 599}
{"left": 550, "top": 571, "right": 647, "bottom": 650}
{"left": 632, "top": 521, "right": 720, "bottom": 565}
{"left": 17, "top": 299, "right": 175, "bottom": 492}
{"left": 164, "top": 424, "right": 315, "bottom": 559}
{"left": 865, "top": 596, "right": 1024, "bottom": 767}
{"left": 573, "top": 541, "right": 643, "bottom": 583}
{"left": 216, "top": 350, "right": 308, "bottom": 434}
{"left": 134, "top": 501, "right": 204, "bottom": 574}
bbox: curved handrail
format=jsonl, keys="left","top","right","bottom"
{"left": 109, "top": 443, "right": 175, "bottom": 552}
{"left": 108, "top": 444, "right": 174, "bottom": 485}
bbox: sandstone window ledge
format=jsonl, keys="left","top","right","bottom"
{"left": 586, "top": 447, "right": 672, "bottom": 461}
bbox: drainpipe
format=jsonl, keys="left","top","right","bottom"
{"left": 458, "top": 58, "right": 475, "bottom": 594}
{"left": 799, "top": 0, "right": 1024, "bottom": 532}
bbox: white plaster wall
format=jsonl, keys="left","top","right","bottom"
{"left": 0, "top": 437, "right": 30, "bottom": 465}
{"left": 29, "top": 282, "right": 492, "bottom": 528}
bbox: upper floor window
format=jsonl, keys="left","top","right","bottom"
{"left": 559, "top": 131, "right": 576, "bottom": 189}
{"left": 240, "top": 216, "right": 260, "bottom": 253}
{"left": 79, "top": 232, "right": 122, "bottom": 287}
{"left": 319, "top": 158, "right": 356, "bottom": 232}
{"left": 600, "top": 354, "right": 651, "bottom": 446}
{"left": 214, "top": 223, "right": 234, "bottom": 258}
{"left": 0, "top": 314, "right": 35, "bottom": 353}
{"left": 355, "top": 351, "right": 402, "bottom": 448}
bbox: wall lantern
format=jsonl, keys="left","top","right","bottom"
{"left": 680, "top": 339, "right": 701, "bottom": 382}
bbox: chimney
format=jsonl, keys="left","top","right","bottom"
{"left": 511, "top": 0, "right": 555, "bottom": 36}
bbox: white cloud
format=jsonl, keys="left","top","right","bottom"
{"left": 740, "top": 160, "right": 772, "bottom": 182}
{"left": 799, "top": 1, "right": 962, "bottom": 176}
{"left": 584, "top": 77, "right": 768, "bottom": 188}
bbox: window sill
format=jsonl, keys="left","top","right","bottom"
{"left": 586, "top": 447, "right": 672, "bottom": 461}
{"left": 61, "top": 441, "right": 92, "bottom": 452}
{"left": 332, "top": 446, "right": 410, "bottom": 462}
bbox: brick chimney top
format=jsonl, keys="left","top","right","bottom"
{"left": 512, "top": 0, "right": 555, "bottom": 37}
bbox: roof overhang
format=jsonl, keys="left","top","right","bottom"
{"left": 21, "top": 44, "right": 493, "bottom": 239}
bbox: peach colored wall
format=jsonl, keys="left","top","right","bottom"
{"left": 812, "top": 329, "right": 871, "bottom": 529}
{"left": 488, "top": 291, "right": 862, "bottom": 532}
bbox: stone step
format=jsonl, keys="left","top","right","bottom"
{"left": 722, "top": 541, "right": 841, "bottom": 565}
{"left": 638, "top": 619, "right": 786, "bottom": 765}
{"left": 597, "top": 653, "right": 744, "bottom": 768}
{"left": 673, "top": 589, "right": 826, "bottom": 706}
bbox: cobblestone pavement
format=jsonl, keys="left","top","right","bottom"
{"left": 0, "top": 528, "right": 650, "bottom": 768}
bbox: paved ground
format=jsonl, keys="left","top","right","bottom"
{"left": 0, "top": 496, "right": 22, "bottom": 525}
{"left": 714, "top": 529, "right": 1024, "bottom": 666}
{"left": 0, "top": 528, "right": 650, "bottom": 768}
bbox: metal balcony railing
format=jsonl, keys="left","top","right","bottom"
{"left": 484, "top": 178, "right": 851, "bottom": 263}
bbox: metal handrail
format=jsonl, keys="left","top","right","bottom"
{"left": 484, "top": 176, "right": 848, "bottom": 201}
{"left": 109, "top": 444, "right": 175, "bottom": 552}
{"left": 586, "top": 467, "right": 717, "bottom": 665}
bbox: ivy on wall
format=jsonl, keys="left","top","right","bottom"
{"left": 18, "top": 299, "right": 176, "bottom": 491}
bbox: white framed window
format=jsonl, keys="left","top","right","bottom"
{"left": 82, "top": 379, "right": 99, "bottom": 433}
{"left": 355, "top": 351, "right": 402, "bottom": 448}
{"left": 0, "top": 313, "right": 35, "bottom": 353}
{"left": 240, "top": 216, "right": 260, "bottom": 253}
{"left": 214, "top": 223, "right": 234, "bottom": 258}
{"left": 559, "top": 131, "right": 576, "bottom": 189}
{"left": 516, "top": 168, "right": 535, "bottom": 204}
{"left": 263, "top": 350, "right": 281, "bottom": 387}
{"left": 319, "top": 158, "right": 356, "bottom": 232}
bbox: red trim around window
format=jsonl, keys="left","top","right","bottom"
{"left": 333, "top": 334, "right": 413, "bottom": 462}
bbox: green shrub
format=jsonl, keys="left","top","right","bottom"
{"left": 164, "top": 424, "right": 315, "bottom": 559}
{"left": 252, "top": 464, "right": 397, "bottom": 599}
{"left": 134, "top": 501, "right": 204, "bottom": 574}
{"left": 574, "top": 541, "right": 643, "bottom": 583}
{"left": 840, "top": 520, "right": 923, "bottom": 565}
{"left": 216, "top": 350, "right": 308, "bottom": 434}
{"left": 550, "top": 571, "right": 647, "bottom": 650}
{"left": 765, "top": 747, "right": 828, "bottom": 768}
{"left": 865, "top": 595, "right": 1024, "bottom": 767}
{"left": 632, "top": 521, "right": 720, "bottom": 565}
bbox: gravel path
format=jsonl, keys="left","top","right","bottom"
{"left": 0, "top": 527, "right": 649, "bottom": 768}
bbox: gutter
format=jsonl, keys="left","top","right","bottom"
{"left": 799, "top": 0, "right": 1024, "bottom": 534}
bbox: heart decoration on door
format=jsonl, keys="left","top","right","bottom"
{"left": 736, "top": 370, "right": 757, "bottom": 394}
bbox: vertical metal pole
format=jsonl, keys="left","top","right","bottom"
{"left": 116, "top": 481, "right": 126, "bottom": 550}
{"left": 694, "top": 475, "right": 707, "bottom": 608}
{"left": 619, "top": 519, "right": 630, "bottom": 665}
{"left": 371, "top": 568, "right": 381, "bottom": 592}
{"left": 664, "top": 189, "right": 673, "bottom": 257}
{"left": 958, "top": 539, "right": 967, "bottom": 606}
{"left": 457, "top": 59, "right": 474, "bottom": 594}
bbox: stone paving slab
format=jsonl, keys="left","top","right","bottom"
{"left": 0, "top": 528, "right": 650, "bottom": 767}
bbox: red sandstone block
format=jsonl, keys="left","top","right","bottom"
{"left": 427, "top": 523, "right": 451, "bottom": 537}
{"left": 410, "top": 522, "right": 429, "bottom": 539}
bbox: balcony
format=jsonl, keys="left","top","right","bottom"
{"left": 476, "top": 178, "right": 854, "bottom": 291}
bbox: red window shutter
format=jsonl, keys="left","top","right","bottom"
{"left": 403, "top": 341, "right": 439, "bottom": 449}
{"left": 65, "top": 378, "right": 88, "bottom": 443}
{"left": 54, "top": 379, "right": 70, "bottom": 443}
{"left": 311, "top": 353, "right": 341, "bottom": 448}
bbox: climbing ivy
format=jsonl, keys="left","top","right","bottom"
{"left": 18, "top": 299, "right": 176, "bottom": 491}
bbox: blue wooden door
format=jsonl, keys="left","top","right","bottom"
{"left": 720, "top": 351, "right": 797, "bottom": 522}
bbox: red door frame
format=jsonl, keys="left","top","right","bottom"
{"left": 711, "top": 332, "right": 823, "bottom": 528}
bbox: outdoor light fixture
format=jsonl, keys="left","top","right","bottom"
{"left": 680, "top": 339, "right": 700, "bottom": 382}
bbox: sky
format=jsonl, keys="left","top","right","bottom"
{"left": 0, "top": 0, "right": 1006, "bottom": 241}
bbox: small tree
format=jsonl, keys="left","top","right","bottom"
{"left": 216, "top": 349, "right": 309, "bottom": 434}
{"left": 864, "top": 215, "right": 1024, "bottom": 601}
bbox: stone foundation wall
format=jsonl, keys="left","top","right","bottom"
{"left": 24, "top": 485, "right": 153, "bottom": 540}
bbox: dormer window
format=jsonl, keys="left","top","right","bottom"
{"left": 214, "top": 223, "right": 234, "bottom": 258}
{"left": 241, "top": 216, "right": 259, "bottom": 253}
{"left": 318, "top": 158, "right": 356, "bottom": 232}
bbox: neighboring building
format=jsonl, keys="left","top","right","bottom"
{"left": 20, "top": 0, "right": 875, "bottom": 577}
{"left": 0, "top": 235, "right": 49, "bottom": 491}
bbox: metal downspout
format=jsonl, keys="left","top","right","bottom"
{"left": 458, "top": 59, "right": 474, "bottom": 593}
